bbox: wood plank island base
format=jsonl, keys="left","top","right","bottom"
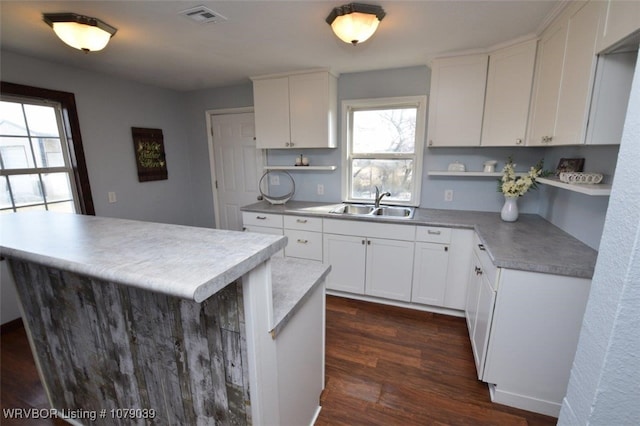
{"left": 0, "top": 212, "right": 329, "bottom": 426}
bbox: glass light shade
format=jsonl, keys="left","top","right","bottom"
{"left": 52, "top": 22, "right": 112, "bottom": 52}
{"left": 330, "top": 12, "right": 380, "bottom": 45}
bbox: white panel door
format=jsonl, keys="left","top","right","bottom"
{"left": 411, "top": 242, "right": 450, "bottom": 306}
{"left": 323, "top": 234, "right": 366, "bottom": 294}
{"left": 211, "top": 112, "right": 262, "bottom": 230}
{"left": 365, "top": 238, "right": 414, "bottom": 302}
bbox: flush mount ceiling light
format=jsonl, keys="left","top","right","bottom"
{"left": 325, "top": 3, "right": 386, "bottom": 46}
{"left": 43, "top": 13, "right": 117, "bottom": 53}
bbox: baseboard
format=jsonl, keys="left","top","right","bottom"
{"left": 489, "top": 383, "right": 561, "bottom": 418}
{"left": 309, "top": 405, "right": 322, "bottom": 426}
{"left": 326, "top": 290, "right": 465, "bottom": 318}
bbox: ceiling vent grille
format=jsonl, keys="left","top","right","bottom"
{"left": 179, "top": 6, "right": 227, "bottom": 24}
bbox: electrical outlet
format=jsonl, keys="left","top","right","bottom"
{"left": 269, "top": 174, "right": 280, "bottom": 185}
{"left": 317, "top": 184, "right": 324, "bottom": 195}
{"left": 444, "top": 189, "right": 453, "bottom": 202}
{"left": 108, "top": 192, "right": 117, "bottom": 203}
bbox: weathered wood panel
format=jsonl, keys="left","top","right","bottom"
{"left": 9, "top": 259, "right": 251, "bottom": 426}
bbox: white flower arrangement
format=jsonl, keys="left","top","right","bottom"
{"left": 499, "top": 157, "right": 544, "bottom": 197}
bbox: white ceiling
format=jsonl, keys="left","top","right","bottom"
{"left": 0, "top": 1, "right": 562, "bottom": 92}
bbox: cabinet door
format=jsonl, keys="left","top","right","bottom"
{"left": 365, "top": 238, "right": 414, "bottom": 302}
{"left": 411, "top": 242, "right": 449, "bottom": 306}
{"left": 597, "top": 0, "right": 640, "bottom": 52}
{"left": 465, "top": 251, "right": 482, "bottom": 352}
{"left": 253, "top": 77, "right": 291, "bottom": 149}
{"left": 323, "top": 234, "right": 366, "bottom": 294}
{"left": 472, "top": 270, "right": 496, "bottom": 380}
{"left": 289, "top": 72, "right": 336, "bottom": 148}
{"left": 427, "top": 54, "right": 488, "bottom": 147}
{"left": 481, "top": 40, "right": 537, "bottom": 147}
{"left": 443, "top": 229, "right": 474, "bottom": 310}
{"left": 553, "top": 1, "right": 602, "bottom": 146}
{"left": 528, "top": 21, "right": 567, "bottom": 146}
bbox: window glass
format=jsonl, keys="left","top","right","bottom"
{"left": 343, "top": 96, "right": 426, "bottom": 206}
{"left": 0, "top": 98, "right": 78, "bottom": 213}
{"left": 352, "top": 108, "right": 416, "bottom": 154}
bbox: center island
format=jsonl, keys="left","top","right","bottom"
{"left": 0, "top": 211, "right": 329, "bottom": 425}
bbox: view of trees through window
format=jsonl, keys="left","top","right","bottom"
{"left": 350, "top": 106, "right": 418, "bottom": 202}
{"left": 0, "top": 99, "right": 78, "bottom": 213}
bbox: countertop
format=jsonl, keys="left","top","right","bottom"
{"left": 0, "top": 212, "right": 286, "bottom": 302}
{"left": 270, "top": 257, "right": 330, "bottom": 337}
{"left": 241, "top": 201, "right": 598, "bottom": 279}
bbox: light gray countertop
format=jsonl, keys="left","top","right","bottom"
{"left": 0, "top": 212, "right": 286, "bottom": 302}
{"left": 242, "top": 201, "right": 598, "bottom": 279}
{"left": 270, "top": 257, "right": 330, "bottom": 337}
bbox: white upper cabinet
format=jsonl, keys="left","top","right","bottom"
{"left": 252, "top": 70, "right": 337, "bottom": 149}
{"left": 528, "top": 1, "right": 602, "bottom": 146}
{"left": 427, "top": 54, "right": 488, "bottom": 147}
{"left": 481, "top": 40, "right": 537, "bottom": 147}
{"left": 597, "top": 0, "right": 640, "bottom": 53}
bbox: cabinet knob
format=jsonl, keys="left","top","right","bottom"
{"left": 428, "top": 140, "right": 434, "bottom": 146}
{"left": 367, "top": 240, "right": 371, "bottom": 245}
{"left": 478, "top": 244, "right": 486, "bottom": 251}
{"left": 290, "top": 142, "right": 295, "bottom": 147}
{"left": 362, "top": 240, "right": 366, "bottom": 245}
{"left": 515, "top": 138, "right": 523, "bottom": 145}
{"left": 444, "top": 246, "right": 449, "bottom": 252}
{"left": 541, "top": 136, "right": 553, "bottom": 143}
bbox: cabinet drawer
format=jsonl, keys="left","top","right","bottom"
{"left": 474, "top": 235, "right": 498, "bottom": 289}
{"left": 284, "top": 215, "right": 322, "bottom": 232}
{"left": 244, "top": 225, "right": 284, "bottom": 257}
{"left": 284, "top": 230, "right": 322, "bottom": 261}
{"left": 242, "top": 212, "right": 283, "bottom": 228}
{"left": 416, "top": 226, "right": 452, "bottom": 243}
{"left": 323, "top": 219, "right": 416, "bottom": 241}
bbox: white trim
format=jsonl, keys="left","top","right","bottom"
{"left": 341, "top": 95, "right": 427, "bottom": 207}
{"left": 205, "top": 107, "right": 259, "bottom": 229}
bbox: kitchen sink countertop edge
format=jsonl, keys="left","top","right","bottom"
{"left": 241, "top": 201, "right": 598, "bottom": 279}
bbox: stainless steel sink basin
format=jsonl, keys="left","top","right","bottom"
{"left": 372, "top": 206, "right": 414, "bottom": 218}
{"left": 331, "top": 204, "right": 376, "bottom": 215}
{"left": 330, "top": 204, "right": 414, "bottom": 219}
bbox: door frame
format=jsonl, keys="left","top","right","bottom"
{"left": 205, "top": 107, "right": 264, "bottom": 229}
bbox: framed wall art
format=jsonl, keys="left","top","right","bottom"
{"left": 131, "top": 127, "right": 168, "bottom": 182}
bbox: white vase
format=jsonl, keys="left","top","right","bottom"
{"left": 501, "top": 195, "right": 519, "bottom": 222}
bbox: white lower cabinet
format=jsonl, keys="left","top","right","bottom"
{"left": 412, "top": 228, "right": 474, "bottom": 309}
{"left": 323, "top": 219, "right": 415, "bottom": 301}
{"left": 465, "top": 232, "right": 592, "bottom": 417}
{"left": 242, "top": 212, "right": 284, "bottom": 257}
{"left": 322, "top": 234, "right": 366, "bottom": 294}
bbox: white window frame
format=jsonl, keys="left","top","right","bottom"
{"left": 341, "top": 95, "right": 427, "bottom": 207}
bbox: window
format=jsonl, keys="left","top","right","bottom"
{"left": 0, "top": 82, "right": 94, "bottom": 214}
{"left": 342, "top": 96, "right": 426, "bottom": 206}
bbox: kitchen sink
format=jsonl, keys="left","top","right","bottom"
{"left": 371, "top": 206, "right": 414, "bottom": 218}
{"left": 330, "top": 204, "right": 414, "bottom": 219}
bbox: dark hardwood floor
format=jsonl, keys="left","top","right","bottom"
{"left": 1, "top": 295, "right": 557, "bottom": 425}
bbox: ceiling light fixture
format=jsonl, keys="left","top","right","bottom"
{"left": 43, "top": 13, "right": 117, "bottom": 53}
{"left": 325, "top": 3, "right": 386, "bottom": 46}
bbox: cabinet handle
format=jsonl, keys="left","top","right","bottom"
{"left": 297, "top": 239, "right": 308, "bottom": 244}
{"left": 478, "top": 244, "right": 485, "bottom": 251}
{"left": 427, "top": 230, "right": 441, "bottom": 235}
{"left": 475, "top": 266, "right": 483, "bottom": 275}
{"left": 428, "top": 140, "right": 434, "bottom": 146}
{"left": 290, "top": 142, "right": 295, "bottom": 147}
{"left": 242, "top": 227, "right": 247, "bottom": 231}
{"left": 256, "top": 216, "right": 267, "bottom": 220}
{"left": 541, "top": 136, "right": 553, "bottom": 143}
{"left": 515, "top": 138, "right": 523, "bottom": 145}
{"left": 362, "top": 240, "right": 366, "bottom": 245}
{"left": 444, "top": 246, "right": 448, "bottom": 252}
{"left": 296, "top": 219, "right": 308, "bottom": 223}
{"left": 285, "top": 142, "right": 290, "bottom": 147}
{"left": 367, "top": 240, "right": 371, "bottom": 245}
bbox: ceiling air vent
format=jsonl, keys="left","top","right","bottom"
{"left": 179, "top": 6, "right": 227, "bottom": 24}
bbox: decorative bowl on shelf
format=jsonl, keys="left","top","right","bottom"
{"left": 447, "top": 161, "right": 466, "bottom": 172}
{"left": 559, "top": 172, "right": 603, "bottom": 184}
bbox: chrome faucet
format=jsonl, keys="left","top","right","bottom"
{"left": 374, "top": 186, "right": 391, "bottom": 208}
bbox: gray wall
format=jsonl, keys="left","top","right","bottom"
{"left": 1, "top": 50, "right": 194, "bottom": 225}
{"left": 559, "top": 48, "right": 640, "bottom": 426}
